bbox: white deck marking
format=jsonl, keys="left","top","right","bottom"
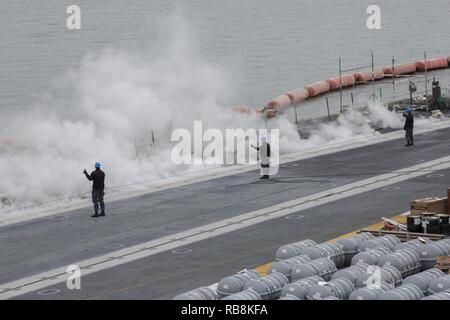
{"left": 2, "top": 154, "right": 450, "bottom": 299}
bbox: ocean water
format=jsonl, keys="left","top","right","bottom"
{"left": 1, "top": 0, "right": 450, "bottom": 115}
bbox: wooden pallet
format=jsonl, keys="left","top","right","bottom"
{"left": 435, "top": 256, "right": 450, "bottom": 274}
{"left": 358, "top": 228, "right": 446, "bottom": 241}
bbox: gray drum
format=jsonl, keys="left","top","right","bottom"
{"left": 302, "top": 242, "right": 345, "bottom": 268}
{"left": 245, "top": 272, "right": 289, "bottom": 300}
{"left": 394, "top": 238, "right": 432, "bottom": 251}
{"left": 348, "top": 281, "right": 393, "bottom": 300}
{"left": 427, "top": 275, "right": 450, "bottom": 295}
{"left": 221, "top": 289, "right": 262, "bottom": 300}
{"left": 358, "top": 235, "right": 401, "bottom": 252}
{"left": 290, "top": 258, "right": 337, "bottom": 282}
{"left": 356, "top": 265, "right": 403, "bottom": 288}
{"left": 421, "top": 289, "right": 450, "bottom": 300}
{"left": 377, "top": 248, "right": 421, "bottom": 277}
{"left": 416, "top": 243, "right": 447, "bottom": 271}
{"left": 278, "top": 294, "right": 301, "bottom": 300}
{"left": 306, "top": 278, "right": 355, "bottom": 300}
{"left": 331, "top": 263, "right": 371, "bottom": 287}
{"left": 173, "top": 286, "right": 220, "bottom": 300}
{"left": 379, "top": 283, "right": 424, "bottom": 300}
{"left": 268, "top": 255, "right": 310, "bottom": 280}
{"left": 351, "top": 246, "right": 392, "bottom": 266}
{"left": 280, "top": 276, "right": 324, "bottom": 300}
{"left": 403, "top": 268, "right": 446, "bottom": 295}
{"left": 435, "top": 239, "right": 450, "bottom": 254}
{"left": 322, "top": 296, "right": 341, "bottom": 300}
{"left": 216, "top": 270, "right": 261, "bottom": 297}
{"left": 336, "top": 233, "right": 375, "bottom": 267}
{"left": 275, "top": 239, "right": 318, "bottom": 261}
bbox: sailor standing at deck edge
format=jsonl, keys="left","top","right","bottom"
{"left": 252, "top": 137, "right": 271, "bottom": 179}
{"left": 83, "top": 162, "right": 106, "bottom": 218}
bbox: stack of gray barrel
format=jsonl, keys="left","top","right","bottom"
{"left": 269, "top": 255, "right": 311, "bottom": 280}
{"left": 173, "top": 286, "right": 219, "bottom": 300}
{"left": 244, "top": 272, "right": 289, "bottom": 300}
{"left": 275, "top": 240, "right": 345, "bottom": 269}
{"left": 306, "top": 278, "right": 355, "bottom": 300}
{"left": 275, "top": 240, "right": 318, "bottom": 261}
{"left": 427, "top": 274, "right": 450, "bottom": 296}
{"left": 351, "top": 247, "right": 392, "bottom": 266}
{"left": 335, "top": 233, "right": 375, "bottom": 266}
{"left": 221, "top": 289, "right": 262, "bottom": 300}
{"left": 422, "top": 289, "right": 450, "bottom": 300}
{"left": 216, "top": 270, "right": 261, "bottom": 298}
{"left": 290, "top": 257, "right": 337, "bottom": 281}
{"left": 357, "top": 235, "right": 401, "bottom": 252}
{"left": 279, "top": 276, "right": 324, "bottom": 300}
{"left": 330, "top": 263, "right": 401, "bottom": 289}
{"left": 403, "top": 268, "right": 446, "bottom": 296}
{"left": 376, "top": 248, "right": 422, "bottom": 277}
{"left": 173, "top": 235, "right": 450, "bottom": 300}
{"left": 379, "top": 283, "right": 425, "bottom": 300}
{"left": 349, "top": 281, "right": 394, "bottom": 300}
{"left": 415, "top": 239, "right": 450, "bottom": 270}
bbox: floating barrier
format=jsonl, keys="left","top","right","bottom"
{"left": 382, "top": 63, "right": 417, "bottom": 75}
{"left": 241, "top": 54, "right": 450, "bottom": 120}
{"left": 266, "top": 94, "right": 291, "bottom": 110}
{"left": 326, "top": 75, "right": 355, "bottom": 90}
{"left": 231, "top": 106, "right": 252, "bottom": 114}
{"left": 284, "top": 88, "right": 309, "bottom": 104}
{"left": 354, "top": 69, "right": 384, "bottom": 82}
{"left": 304, "top": 81, "right": 330, "bottom": 97}
{"left": 415, "top": 57, "right": 448, "bottom": 71}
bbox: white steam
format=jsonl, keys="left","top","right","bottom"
{"left": 0, "top": 15, "right": 440, "bottom": 214}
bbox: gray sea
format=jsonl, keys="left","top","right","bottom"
{"left": 1, "top": 0, "right": 450, "bottom": 118}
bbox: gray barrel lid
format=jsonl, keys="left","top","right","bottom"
{"left": 280, "top": 276, "right": 324, "bottom": 299}
{"left": 428, "top": 275, "right": 450, "bottom": 295}
{"left": 221, "top": 289, "right": 262, "bottom": 300}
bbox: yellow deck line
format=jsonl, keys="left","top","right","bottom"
{"left": 253, "top": 214, "right": 407, "bottom": 276}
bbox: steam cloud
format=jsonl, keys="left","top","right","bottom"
{"left": 0, "top": 15, "right": 435, "bottom": 215}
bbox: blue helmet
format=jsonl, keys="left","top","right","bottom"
{"left": 406, "top": 107, "right": 412, "bottom": 113}
{"left": 95, "top": 162, "right": 101, "bottom": 168}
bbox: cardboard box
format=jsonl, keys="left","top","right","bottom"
{"left": 410, "top": 197, "right": 447, "bottom": 215}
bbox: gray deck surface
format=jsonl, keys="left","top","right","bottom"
{"left": 2, "top": 126, "right": 450, "bottom": 299}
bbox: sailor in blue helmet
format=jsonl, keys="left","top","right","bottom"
{"left": 403, "top": 107, "right": 414, "bottom": 147}
{"left": 83, "top": 162, "right": 106, "bottom": 217}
